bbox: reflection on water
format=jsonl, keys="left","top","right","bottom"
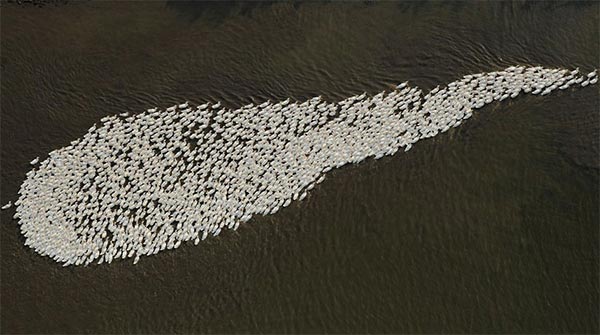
{"left": 1, "top": 1, "right": 598, "bottom": 333}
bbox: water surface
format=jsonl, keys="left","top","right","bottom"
{"left": 1, "top": 1, "right": 598, "bottom": 333}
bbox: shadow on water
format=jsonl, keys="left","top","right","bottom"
{"left": 165, "top": 0, "right": 279, "bottom": 24}
{"left": 163, "top": 0, "right": 393, "bottom": 25}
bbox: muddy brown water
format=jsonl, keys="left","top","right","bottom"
{"left": 1, "top": 1, "right": 598, "bottom": 333}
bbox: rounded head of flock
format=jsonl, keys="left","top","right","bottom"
{"left": 3, "top": 66, "right": 597, "bottom": 266}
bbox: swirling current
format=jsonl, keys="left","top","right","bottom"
{"left": 5, "top": 65, "right": 597, "bottom": 266}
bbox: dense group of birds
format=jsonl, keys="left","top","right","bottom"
{"left": 2, "top": 66, "right": 597, "bottom": 266}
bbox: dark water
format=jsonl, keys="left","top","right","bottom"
{"left": 1, "top": 1, "right": 598, "bottom": 333}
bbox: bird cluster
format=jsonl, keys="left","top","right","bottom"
{"left": 4, "top": 66, "right": 597, "bottom": 266}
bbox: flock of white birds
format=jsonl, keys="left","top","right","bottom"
{"left": 1, "top": 66, "right": 597, "bottom": 266}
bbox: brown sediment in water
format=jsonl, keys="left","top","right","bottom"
{"left": 1, "top": 1, "right": 598, "bottom": 333}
